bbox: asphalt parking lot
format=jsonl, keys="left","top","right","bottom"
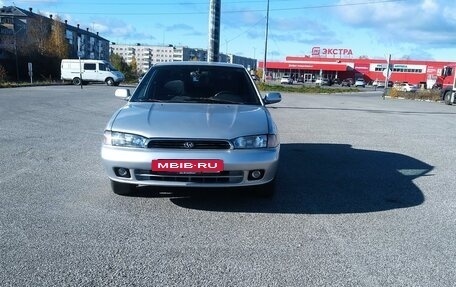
{"left": 1, "top": 85, "right": 456, "bottom": 286}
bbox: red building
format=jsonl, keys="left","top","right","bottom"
{"left": 259, "top": 53, "right": 456, "bottom": 89}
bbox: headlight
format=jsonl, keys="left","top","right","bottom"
{"left": 232, "top": 134, "right": 278, "bottom": 149}
{"left": 103, "top": 131, "right": 147, "bottom": 148}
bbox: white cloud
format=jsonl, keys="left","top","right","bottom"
{"left": 333, "top": 0, "right": 456, "bottom": 50}
{"left": 421, "top": 0, "right": 438, "bottom": 13}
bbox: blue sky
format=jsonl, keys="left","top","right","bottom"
{"left": 3, "top": 0, "right": 456, "bottom": 61}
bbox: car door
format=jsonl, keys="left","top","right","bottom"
{"left": 83, "top": 63, "right": 97, "bottom": 81}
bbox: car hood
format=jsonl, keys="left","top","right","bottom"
{"left": 109, "top": 103, "right": 271, "bottom": 139}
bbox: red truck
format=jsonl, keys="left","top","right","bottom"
{"left": 437, "top": 66, "right": 456, "bottom": 105}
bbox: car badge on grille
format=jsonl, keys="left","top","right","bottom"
{"left": 183, "top": 142, "right": 195, "bottom": 149}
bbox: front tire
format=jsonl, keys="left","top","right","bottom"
{"left": 106, "top": 78, "right": 114, "bottom": 86}
{"left": 444, "top": 91, "right": 453, "bottom": 105}
{"left": 110, "top": 180, "right": 136, "bottom": 196}
{"left": 72, "top": 77, "right": 81, "bottom": 85}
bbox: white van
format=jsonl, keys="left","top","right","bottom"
{"left": 61, "top": 59, "right": 125, "bottom": 86}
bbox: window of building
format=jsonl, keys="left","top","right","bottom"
{"left": 1, "top": 17, "right": 13, "bottom": 24}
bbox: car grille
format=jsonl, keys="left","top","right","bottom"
{"left": 134, "top": 169, "right": 244, "bottom": 183}
{"left": 147, "top": 139, "right": 231, "bottom": 150}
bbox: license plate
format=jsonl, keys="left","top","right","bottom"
{"left": 152, "top": 159, "right": 224, "bottom": 173}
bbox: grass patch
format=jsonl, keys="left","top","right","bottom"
{"left": 0, "top": 81, "right": 65, "bottom": 88}
{"left": 387, "top": 88, "right": 442, "bottom": 102}
{"left": 256, "top": 82, "right": 358, "bottom": 94}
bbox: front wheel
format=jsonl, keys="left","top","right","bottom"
{"left": 444, "top": 91, "right": 453, "bottom": 105}
{"left": 106, "top": 78, "right": 114, "bottom": 86}
{"left": 110, "top": 180, "right": 136, "bottom": 196}
{"left": 72, "top": 77, "right": 81, "bottom": 85}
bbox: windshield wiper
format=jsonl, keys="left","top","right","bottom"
{"left": 135, "top": 98, "right": 164, "bottom": 102}
{"left": 183, "top": 97, "right": 240, "bottom": 104}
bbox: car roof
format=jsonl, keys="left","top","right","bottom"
{"left": 153, "top": 61, "right": 246, "bottom": 69}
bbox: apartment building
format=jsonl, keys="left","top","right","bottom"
{"left": 0, "top": 6, "right": 110, "bottom": 61}
{"left": 110, "top": 44, "right": 175, "bottom": 73}
{"left": 110, "top": 43, "right": 257, "bottom": 74}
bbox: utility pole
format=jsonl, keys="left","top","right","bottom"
{"left": 262, "top": 0, "right": 270, "bottom": 82}
{"left": 78, "top": 35, "right": 83, "bottom": 89}
{"left": 208, "top": 0, "right": 221, "bottom": 62}
{"left": 383, "top": 54, "right": 391, "bottom": 99}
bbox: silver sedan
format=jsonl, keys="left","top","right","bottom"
{"left": 101, "top": 62, "right": 282, "bottom": 196}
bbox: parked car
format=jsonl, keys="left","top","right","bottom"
{"left": 61, "top": 59, "right": 124, "bottom": 86}
{"left": 372, "top": 80, "right": 385, "bottom": 88}
{"left": 101, "top": 62, "right": 282, "bottom": 196}
{"left": 340, "top": 79, "right": 351, "bottom": 87}
{"left": 354, "top": 78, "right": 366, "bottom": 87}
{"left": 376, "top": 82, "right": 385, "bottom": 88}
{"left": 315, "top": 77, "right": 330, "bottom": 86}
{"left": 395, "top": 83, "right": 418, "bottom": 92}
{"left": 280, "top": 76, "right": 293, "bottom": 84}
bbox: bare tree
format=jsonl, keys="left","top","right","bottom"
{"left": 44, "top": 16, "right": 69, "bottom": 59}
{"left": 22, "top": 16, "right": 51, "bottom": 56}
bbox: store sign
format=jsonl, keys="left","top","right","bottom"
{"left": 311, "top": 47, "right": 321, "bottom": 56}
{"left": 312, "top": 46, "right": 353, "bottom": 57}
{"left": 289, "top": 64, "right": 315, "bottom": 68}
{"left": 393, "top": 64, "right": 408, "bottom": 68}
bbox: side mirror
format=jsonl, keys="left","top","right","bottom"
{"left": 115, "top": 88, "right": 131, "bottom": 100}
{"left": 263, "top": 92, "right": 281, "bottom": 105}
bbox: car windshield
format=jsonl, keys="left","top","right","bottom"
{"left": 131, "top": 65, "right": 261, "bottom": 105}
{"left": 106, "top": 63, "right": 118, "bottom": 72}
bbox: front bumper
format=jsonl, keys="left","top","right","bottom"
{"left": 101, "top": 145, "right": 280, "bottom": 187}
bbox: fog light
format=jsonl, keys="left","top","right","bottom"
{"left": 248, "top": 170, "right": 264, "bottom": 180}
{"left": 115, "top": 167, "right": 131, "bottom": 178}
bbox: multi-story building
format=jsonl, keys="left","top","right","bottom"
{"left": 111, "top": 43, "right": 257, "bottom": 74}
{"left": 0, "top": 5, "right": 110, "bottom": 79}
{"left": 110, "top": 43, "right": 175, "bottom": 73}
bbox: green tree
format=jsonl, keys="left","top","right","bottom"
{"left": 129, "top": 56, "right": 138, "bottom": 77}
{"left": 110, "top": 53, "right": 128, "bottom": 71}
{"left": 110, "top": 53, "right": 136, "bottom": 81}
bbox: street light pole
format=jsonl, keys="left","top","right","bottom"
{"left": 14, "top": 32, "right": 19, "bottom": 82}
{"left": 262, "top": 0, "right": 270, "bottom": 82}
{"left": 78, "top": 36, "right": 83, "bottom": 89}
{"left": 208, "top": 0, "right": 221, "bottom": 62}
